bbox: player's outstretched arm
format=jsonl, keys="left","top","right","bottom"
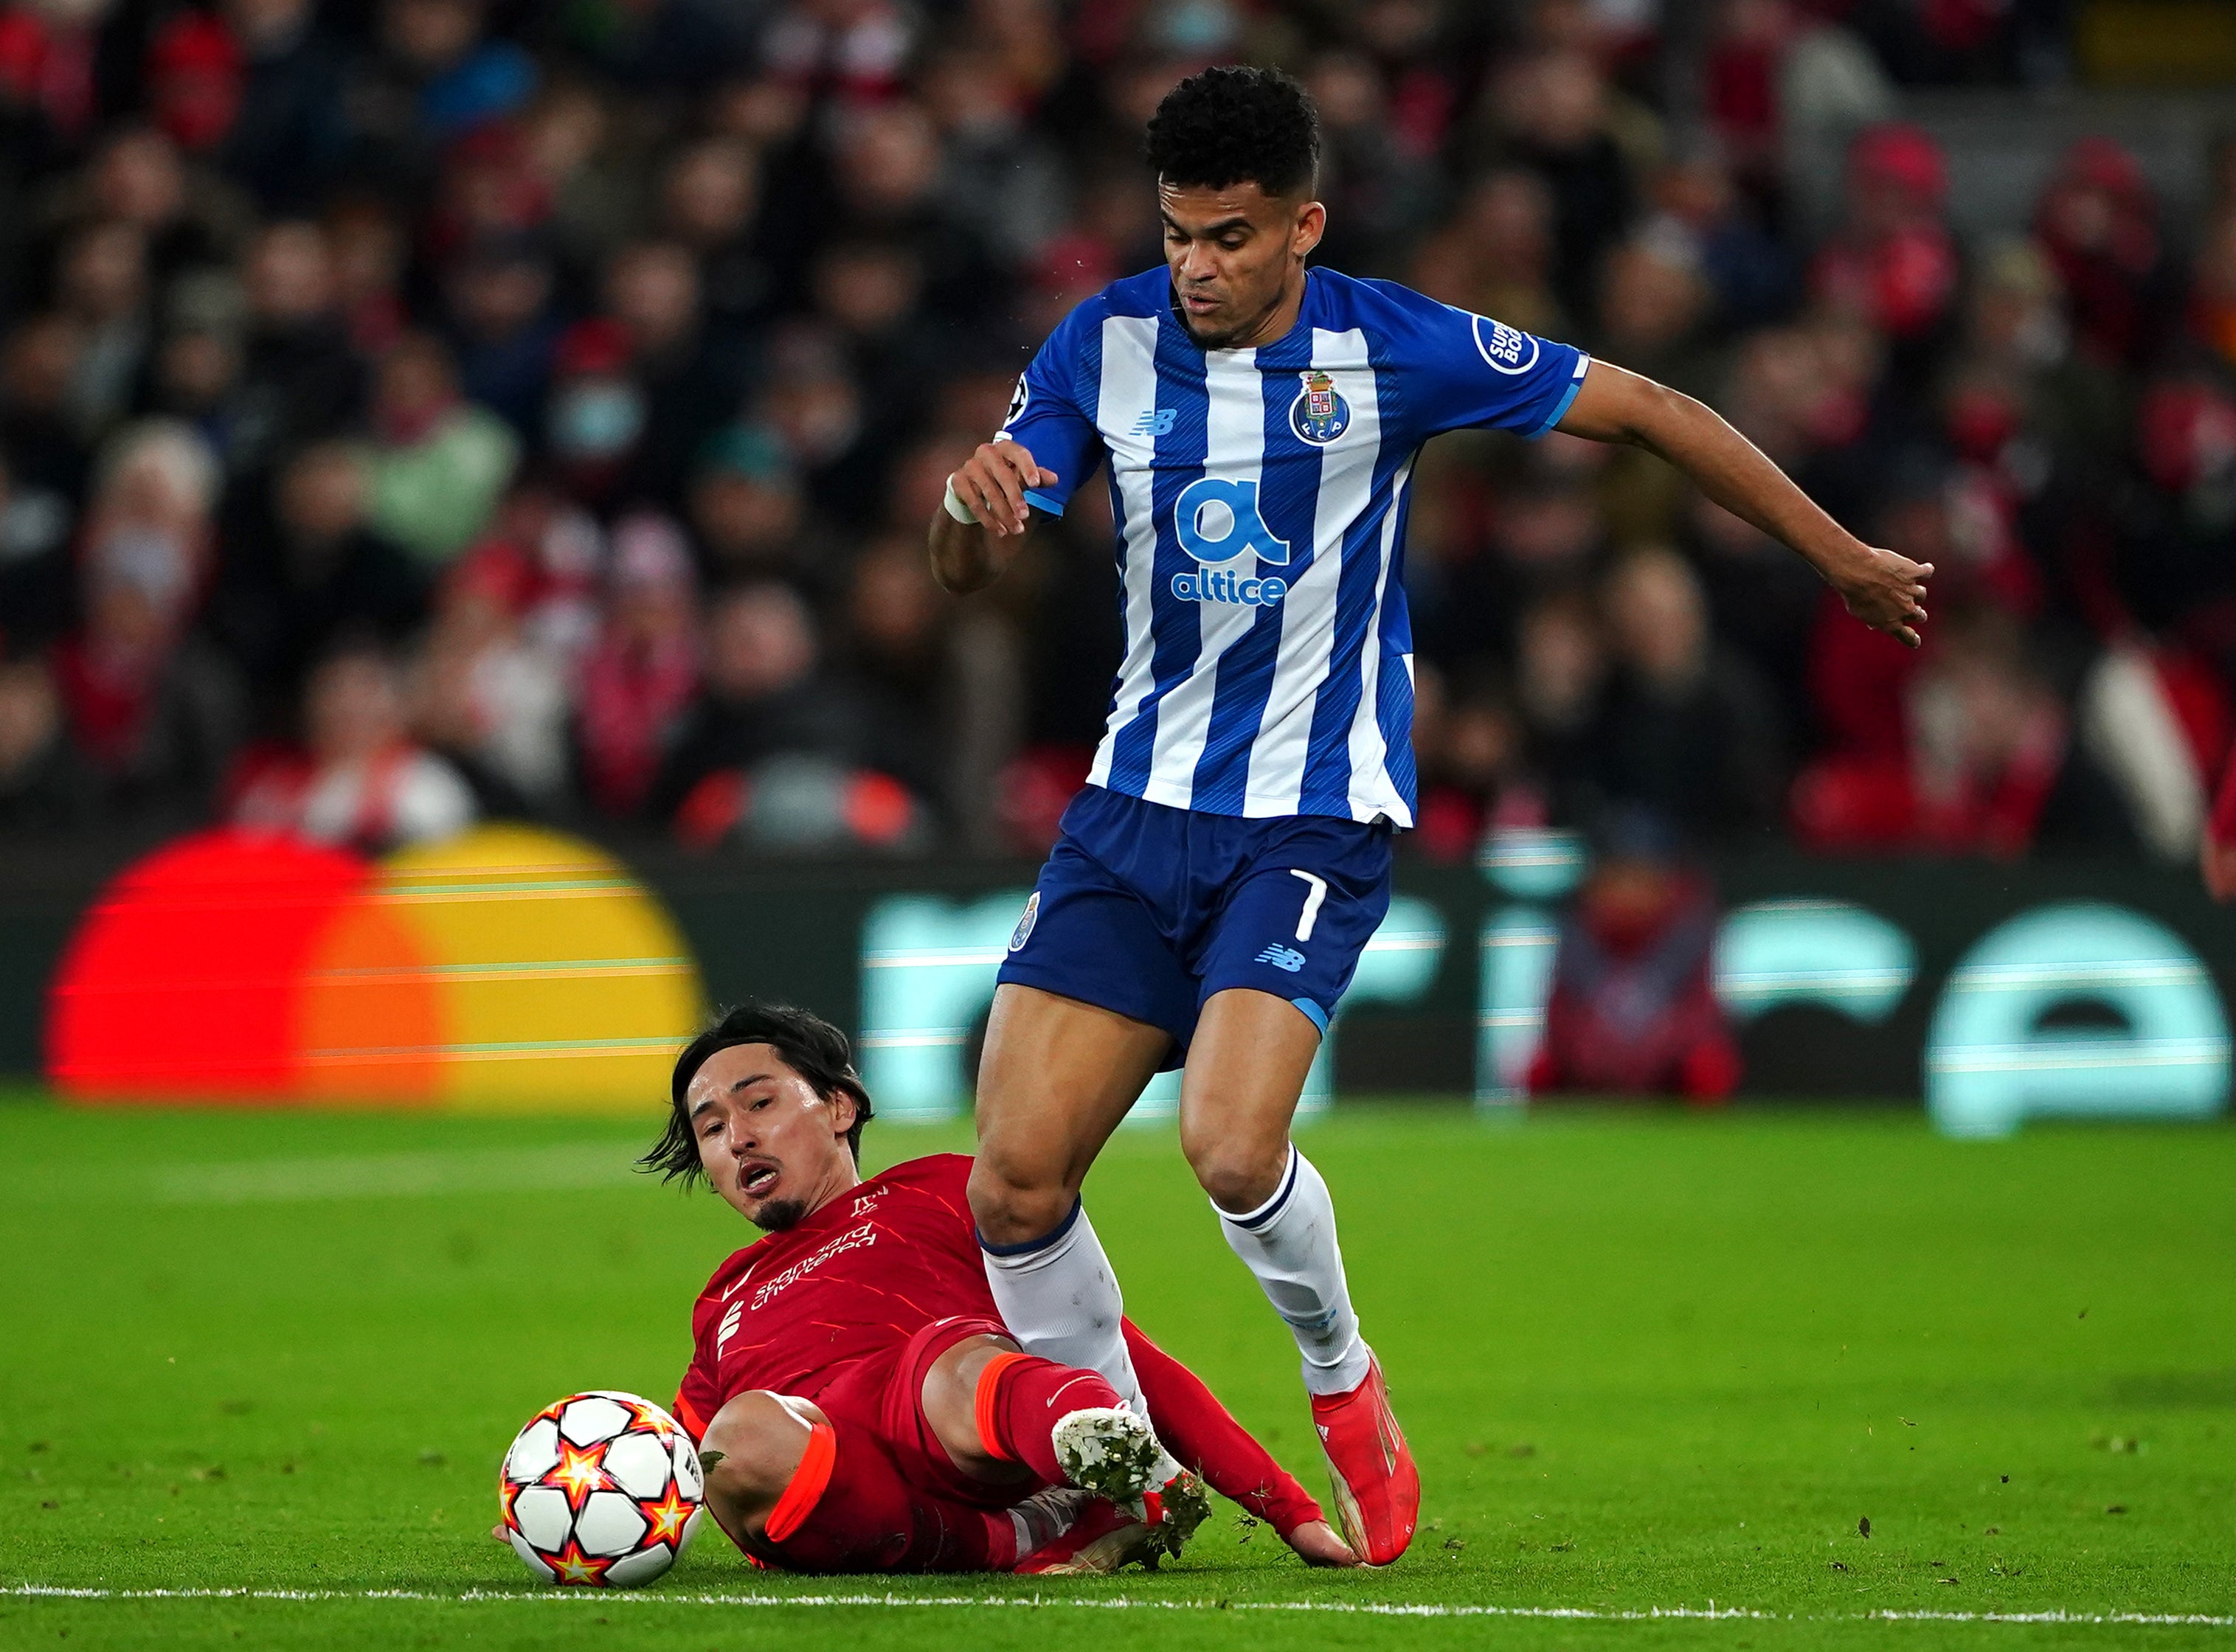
{"left": 927, "top": 440, "right": 1056, "bottom": 594}
{"left": 1556, "top": 361, "right": 1934, "bottom": 648}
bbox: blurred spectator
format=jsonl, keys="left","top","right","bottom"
{"left": 54, "top": 421, "right": 241, "bottom": 817}
{"left": 688, "top": 422, "right": 835, "bottom": 590}
{"left": 0, "top": 656, "right": 93, "bottom": 830}
{"left": 1476, "top": 49, "right": 1650, "bottom": 327}
{"left": 597, "top": 238, "right": 748, "bottom": 509}
{"left": 577, "top": 513, "right": 700, "bottom": 820}
{"left": 1809, "top": 122, "right": 1959, "bottom": 398}
{"left": 1514, "top": 590, "right": 1608, "bottom": 814}
{"left": 0, "top": 440, "right": 75, "bottom": 648}
{"left": 218, "top": 0, "right": 353, "bottom": 210}
{"left": 52, "top": 218, "right": 152, "bottom": 440}
{"left": 1795, "top": 608, "right": 2136, "bottom": 856}
{"left": 660, "top": 135, "right": 773, "bottom": 328}
{"left": 1594, "top": 545, "right": 1784, "bottom": 839}
{"left": 1411, "top": 169, "right": 1566, "bottom": 336}
{"left": 842, "top": 532, "right": 1020, "bottom": 851}
{"left": 1411, "top": 669, "right": 1543, "bottom": 863}
{"left": 232, "top": 643, "right": 477, "bottom": 850}
{"left": 209, "top": 442, "right": 427, "bottom": 728}
{"left": 232, "top": 220, "right": 365, "bottom": 474}
{"left": 1528, "top": 812, "right": 1739, "bottom": 1101}
{"left": 2033, "top": 137, "right": 2170, "bottom": 372}
{"left": 443, "top": 232, "right": 562, "bottom": 436}
{"left": 361, "top": 332, "right": 519, "bottom": 568}
{"left": 408, "top": 539, "right": 569, "bottom": 810}
{"left": 651, "top": 578, "right": 897, "bottom": 841}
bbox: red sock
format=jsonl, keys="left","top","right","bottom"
{"left": 750, "top": 1421, "right": 1016, "bottom": 1573}
{"left": 1124, "top": 1319, "right": 1325, "bottom": 1538}
{"left": 975, "top": 1353, "right": 1123, "bottom": 1486}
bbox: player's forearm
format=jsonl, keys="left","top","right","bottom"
{"left": 927, "top": 510, "right": 1007, "bottom": 594}
{"left": 1564, "top": 364, "right": 1869, "bottom": 583}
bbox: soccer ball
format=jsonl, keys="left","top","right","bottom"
{"left": 499, "top": 1391, "right": 705, "bottom": 1586}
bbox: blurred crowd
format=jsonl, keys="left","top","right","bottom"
{"left": 0, "top": 0, "right": 2227, "bottom": 865}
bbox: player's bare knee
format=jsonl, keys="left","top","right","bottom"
{"left": 699, "top": 1392, "right": 811, "bottom": 1537}
{"left": 1185, "top": 1134, "right": 1287, "bottom": 1214}
{"left": 966, "top": 1158, "right": 1072, "bottom": 1245}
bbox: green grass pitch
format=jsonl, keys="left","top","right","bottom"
{"left": 1, "top": 1097, "right": 2231, "bottom": 1651}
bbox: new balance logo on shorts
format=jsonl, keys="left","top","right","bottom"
{"left": 1254, "top": 943, "right": 1307, "bottom": 973}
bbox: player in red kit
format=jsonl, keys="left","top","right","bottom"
{"left": 641, "top": 1003, "right": 1357, "bottom": 1575}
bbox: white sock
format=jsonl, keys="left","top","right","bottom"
{"left": 1216, "top": 1147, "right": 1371, "bottom": 1396}
{"left": 980, "top": 1198, "right": 1150, "bottom": 1419}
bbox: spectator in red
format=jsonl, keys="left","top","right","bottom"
{"left": 1810, "top": 122, "right": 1960, "bottom": 384}
{"left": 2033, "top": 136, "right": 2169, "bottom": 372}
{"left": 576, "top": 512, "right": 701, "bottom": 820}
{"left": 1527, "top": 811, "right": 1740, "bottom": 1103}
{"left": 54, "top": 420, "right": 242, "bottom": 819}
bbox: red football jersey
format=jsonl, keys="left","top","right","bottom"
{"left": 673, "top": 1153, "right": 997, "bottom": 1438}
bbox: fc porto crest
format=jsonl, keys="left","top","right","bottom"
{"left": 1008, "top": 890, "right": 1040, "bottom": 953}
{"left": 1288, "top": 369, "right": 1351, "bottom": 445}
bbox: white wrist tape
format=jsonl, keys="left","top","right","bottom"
{"left": 943, "top": 475, "right": 978, "bottom": 524}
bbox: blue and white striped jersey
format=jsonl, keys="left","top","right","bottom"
{"left": 1000, "top": 265, "right": 1588, "bottom": 828}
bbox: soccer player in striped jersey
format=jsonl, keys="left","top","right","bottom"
{"left": 929, "top": 65, "right": 1934, "bottom": 1566}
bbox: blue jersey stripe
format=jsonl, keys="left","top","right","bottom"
{"left": 1104, "top": 319, "right": 1211, "bottom": 796}
{"left": 1186, "top": 324, "right": 1320, "bottom": 813}
{"left": 1295, "top": 349, "right": 1408, "bottom": 815}
{"left": 1373, "top": 461, "right": 1420, "bottom": 808}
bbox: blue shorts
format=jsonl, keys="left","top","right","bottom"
{"left": 994, "top": 785, "right": 1394, "bottom": 1066}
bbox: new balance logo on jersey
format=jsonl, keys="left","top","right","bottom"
{"left": 1254, "top": 943, "right": 1308, "bottom": 973}
{"left": 1131, "top": 408, "right": 1177, "bottom": 436}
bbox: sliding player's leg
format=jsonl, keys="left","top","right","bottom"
{"left": 901, "top": 1322, "right": 1208, "bottom": 1549}
{"left": 1119, "top": 1317, "right": 1357, "bottom": 1566}
{"left": 968, "top": 982, "right": 1171, "bottom": 1416}
{"left": 700, "top": 1387, "right": 1136, "bottom": 1575}
{"left": 696, "top": 1390, "right": 1025, "bottom": 1572}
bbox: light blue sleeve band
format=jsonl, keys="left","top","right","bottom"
{"left": 1290, "top": 997, "right": 1330, "bottom": 1035}
{"left": 1022, "top": 488, "right": 1065, "bottom": 515}
{"left": 1527, "top": 353, "right": 1591, "bottom": 438}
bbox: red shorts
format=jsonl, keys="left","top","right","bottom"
{"left": 809, "top": 1314, "right": 1025, "bottom": 1510}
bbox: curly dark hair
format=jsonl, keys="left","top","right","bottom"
{"left": 639, "top": 1002, "right": 874, "bottom": 1187}
{"left": 1143, "top": 65, "right": 1321, "bottom": 198}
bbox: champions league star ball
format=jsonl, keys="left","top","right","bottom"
{"left": 499, "top": 1392, "right": 706, "bottom": 1586}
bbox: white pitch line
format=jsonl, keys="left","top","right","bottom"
{"left": 3, "top": 1586, "right": 2229, "bottom": 1626}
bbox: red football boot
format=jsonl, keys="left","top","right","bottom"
{"left": 1309, "top": 1356, "right": 1419, "bottom": 1566}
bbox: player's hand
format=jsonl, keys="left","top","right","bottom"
{"left": 949, "top": 442, "right": 1054, "bottom": 538}
{"left": 1284, "top": 1518, "right": 1366, "bottom": 1567}
{"left": 1834, "top": 545, "right": 1934, "bottom": 648}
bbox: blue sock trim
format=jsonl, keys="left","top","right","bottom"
{"left": 1222, "top": 1147, "right": 1301, "bottom": 1232}
{"left": 978, "top": 1195, "right": 1082, "bottom": 1258}
{"left": 1290, "top": 996, "right": 1330, "bottom": 1035}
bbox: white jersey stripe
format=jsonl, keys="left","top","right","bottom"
{"left": 1141, "top": 347, "right": 1263, "bottom": 799}
{"left": 1084, "top": 315, "right": 1163, "bottom": 791}
{"left": 1240, "top": 328, "right": 1380, "bottom": 814}
{"left": 1341, "top": 454, "right": 1414, "bottom": 825}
